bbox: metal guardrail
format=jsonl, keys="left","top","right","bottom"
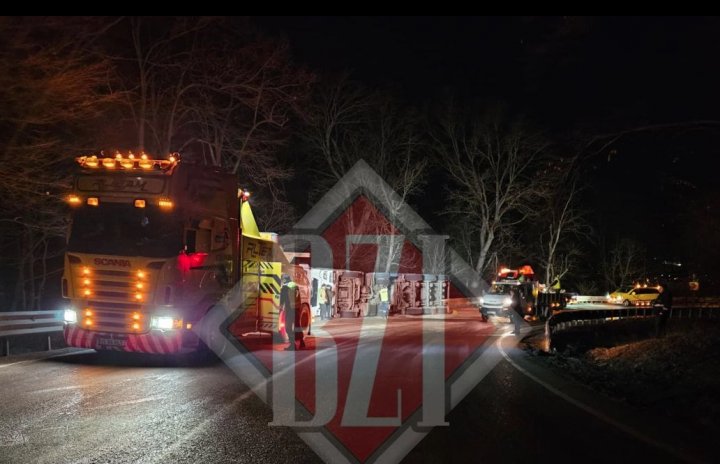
{"left": 546, "top": 306, "right": 659, "bottom": 339}
{"left": 567, "top": 295, "right": 609, "bottom": 305}
{"left": 0, "top": 310, "right": 64, "bottom": 356}
{"left": 545, "top": 305, "right": 720, "bottom": 350}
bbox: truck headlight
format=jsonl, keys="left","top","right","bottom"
{"left": 64, "top": 309, "right": 77, "bottom": 324}
{"left": 503, "top": 297, "right": 513, "bottom": 306}
{"left": 150, "top": 316, "right": 182, "bottom": 330}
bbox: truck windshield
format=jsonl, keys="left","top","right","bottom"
{"left": 487, "top": 285, "right": 512, "bottom": 295}
{"left": 68, "top": 204, "right": 183, "bottom": 258}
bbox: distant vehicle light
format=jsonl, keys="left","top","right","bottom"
{"left": 478, "top": 296, "right": 484, "bottom": 306}
{"left": 67, "top": 195, "right": 81, "bottom": 205}
{"left": 158, "top": 198, "right": 174, "bottom": 209}
{"left": 87, "top": 197, "right": 99, "bottom": 207}
{"left": 134, "top": 199, "right": 146, "bottom": 208}
{"left": 137, "top": 270, "right": 146, "bottom": 279}
{"left": 503, "top": 297, "right": 513, "bottom": 306}
{"left": 102, "top": 158, "right": 115, "bottom": 168}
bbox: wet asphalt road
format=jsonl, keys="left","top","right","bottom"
{"left": 0, "top": 350, "right": 319, "bottom": 464}
{"left": 0, "top": 314, "right": 708, "bottom": 464}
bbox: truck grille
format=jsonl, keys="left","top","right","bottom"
{"left": 72, "top": 265, "right": 154, "bottom": 333}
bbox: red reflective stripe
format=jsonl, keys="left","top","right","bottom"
{"left": 147, "top": 335, "right": 158, "bottom": 353}
{"left": 157, "top": 336, "right": 168, "bottom": 354}
{"left": 141, "top": 336, "right": 153, "bottom": 353}
{"left": 127, "top": 336, "right": 137, "bottom": 352}
{"left": 136, "top": 336, "right": 148, "bottom": 353}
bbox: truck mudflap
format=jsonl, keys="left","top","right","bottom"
{"left": 64, "top": 325, "right": 183, "bottom": 354}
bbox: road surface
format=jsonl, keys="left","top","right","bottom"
{"left": 0, "top": 310, "right": 711, "bottom": 463}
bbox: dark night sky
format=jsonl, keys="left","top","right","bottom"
{"left": 256, "top": 16, "right": 720, "bottom": 278}
{"left": 258, "top": 17, "right": 720, "bottom": 125}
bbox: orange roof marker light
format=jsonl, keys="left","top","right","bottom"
{"left": 76, "top": 152, "right": 180, "bottom": 171}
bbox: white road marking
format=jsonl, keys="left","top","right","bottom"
{"left": 0, "top": 349, "right": 95, "bottom": 370}
{"left": 496, "top": 332, "right": 699, "bottom": 464}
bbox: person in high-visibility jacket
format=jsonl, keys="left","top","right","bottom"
{"left": 378, "top": 285, "right": 390, "bottom": 319}
{"left": 280, "top": 274, "right": 305, "bottom": 350}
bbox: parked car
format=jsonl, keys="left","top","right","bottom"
{"left": 608, "top": 286, "right": 660, "bottom": 306}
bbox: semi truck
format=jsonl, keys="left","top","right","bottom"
{"left": 61, "top": 152, "right": 309, "bottom": 354}
{"left": 479, "top": 266, "right": 566, "bottom": 321}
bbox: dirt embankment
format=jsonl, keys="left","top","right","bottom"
{"left": 525, "top": 322, "right": 720, "bottom": 431}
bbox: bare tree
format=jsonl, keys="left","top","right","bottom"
{"left": 303, "top": 75, "right": 427, "bottom": 273}
{"left": 0, "top": 18, "right": 118, "bottom": 309}
{"left": 602, "top": 239, "right": 646, "bottom": 290}
{"left": 538, "top": 173, "right": 592, "bottom": 287}
{"left": 433, "top": 105, "right": 552, "bottom": 278}
{"left": 115, "top": 17, "right": 314, "bottom": 230}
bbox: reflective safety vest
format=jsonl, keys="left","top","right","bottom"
{"left": 281, "top": 281, "right": 301, "bottom": 310}
{"left": 379, "top": 287, "right": 389, "bottom": 302}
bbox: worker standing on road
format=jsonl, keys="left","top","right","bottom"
{"left": 326, "top": 284, "right": 334, "bottom": 319}
{"left": 509, "top": 288, "right": 523, "bottom": 335}
{"left": 319, "top": 284, "right": 329, "bottom": 320}
{"left": 655, "top": 280, "right": 673, "bottom": 338}
{"left": 280, "top": 274, "right": 305, "bottom": 350}
{"left": 378, "top": 285, "right": 390, "bottom": 319}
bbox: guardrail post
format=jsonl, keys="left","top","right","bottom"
{"left": 47, "top": 335, "right": 52, "bottom": 351}
{"left": 4, "top": 338, "right": 9, "bottom": 357}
